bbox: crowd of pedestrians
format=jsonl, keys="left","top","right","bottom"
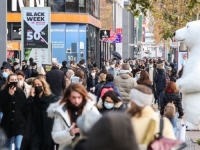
{"left": 0, "top": 57, "right": 185, "bottom": 150}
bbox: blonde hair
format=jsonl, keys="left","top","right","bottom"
{"left": 37, "top": 66, "right": 46, "bottom": 76}
{"left": 98, "top": 73, "right": 106, "bottom": 83}
{"left": 66, "top": 69, "right": 74, "bottom": 78}
{"left": 32, "top": 76, "right": 52, "bottom": 96}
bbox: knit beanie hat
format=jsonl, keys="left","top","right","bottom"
{"left": 77, "top": 110, "right": 102, "bottom": 136}
{"left": 129, "top": 87, "right": 153, "bottom": 107}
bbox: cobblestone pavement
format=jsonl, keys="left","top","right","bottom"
{"left": 184, "top": 132, "right": 195, "bottom": 150}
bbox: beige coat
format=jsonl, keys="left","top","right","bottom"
{"left": 114, "top": 73, "right": 137, "bottom": 104}
{"left": 23, "top": 82, "right": 32, "bottom": 98}
{"left": 131, "top": 106, "right": 176, "bottom": 144}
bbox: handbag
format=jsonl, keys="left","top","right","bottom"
{"left": 148, "top": 118, "right": 187, "bottom": 150}
{"left": 177, "top": 119, "right": 186, "bottom": 142}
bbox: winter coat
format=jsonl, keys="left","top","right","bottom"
{"left": 21, "top": 82, "right": 32, "bottom": 98}
{"left": 154, "top": 68, "right": 166, "bottom": 91}
{"left": 20, "top": 94, "right": 58, "bottom": 150}
{"left": 0, "top": 87, "right": 26, "bottom": 138}
{"left": 46, "top": 66, "right": 66, "bottom": 96}
{"left": 86, "top": 76, "right": 98, "bottom": 94}
{"left": 87, "top": 112, "right": 139, "bottom": 150}
{"left": 108, "top": 68, "right": 119, "bottom": 77}
{"left": 114, "top": 73, "right": 137, "bottom": 104}
{"left": 0, "top": 78, "right": 6, "bottom": 90}
{"left": 60, "top": 66, "right": 68, "bottom": 76}
{"left": 63, "top": 137, "right": 88, "bottom": 150}
{"left": 160, "top": 92, "right": 184, "bottom": 117}
{"left": 95, "top": 82, "right": 105, "bottom": 102}
{"left": 22, "top": 65, "right": 31, "bottom": 79}
{"left": 47, "top": 93, "right": 100, "bottom": 150}
{"left": 131, "top": 106, "right": 176, "bottom": 144}
{"left": 101, "top": 82, "right": 121, "bottom": 98}
{"left": 97, "top": 99, "right": 125, "bottom": 114}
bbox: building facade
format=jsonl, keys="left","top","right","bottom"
{"left": 7, "top": 0, "right": 101, "bottom": 65}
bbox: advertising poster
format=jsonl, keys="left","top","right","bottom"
{"left": 178, "top": 52, "right": 187, "bottom": 71}
{"left": 51, "top": 24, "right": 66, "bottom": 63}
{"left": 21, "top": 7, "right": 51, "bottom": 66}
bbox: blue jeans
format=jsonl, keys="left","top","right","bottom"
{"left": 6, "top": 135, "right": 23, "bottom": 150}
{"left": 157, "top": 90, "right": 164, "bottom": 106}
{"left": 0, "top": 112, "right": 3, "bottom": 123}
{"left": 169, "top": 113, "right": 179, "bottom": 135}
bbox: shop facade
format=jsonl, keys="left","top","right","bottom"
{"left": 7, "top": 0, "right": 101, "bottom": 64}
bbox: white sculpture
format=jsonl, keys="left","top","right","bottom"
{"left": 175, "top": 20, "right": 200, "bottom": 130}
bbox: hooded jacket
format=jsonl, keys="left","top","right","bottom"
{"left": 87, "top": 112, "right": 139, "bottom": 150}
{"left": 47, "top": 93, "right": 100, "bottom": 150}
{"left": 100, "top": 82, "right": 121, "bottom": 98}
{"left": 160, "top": 92, "right": 184, "bottom": 117}
{"left": 154, "top": 68, "right": 166, "bottom": 91}
{"left": 114, "top": 73, "right": 137, "bottom": 104}
{"left": 97, "top": 98, "right": 125, "bottom": 114}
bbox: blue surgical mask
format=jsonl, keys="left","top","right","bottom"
{"left": 104, "top": 101, "right": 114, "bottom": 109}
{"left": 135, "top": 74, "right": 140, "bottom": 80}
{"left": 2, "top": 72, "right": 9, "bottom": 79}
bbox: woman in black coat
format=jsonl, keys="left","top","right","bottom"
{"left": 21, "top": 76, "right": 58, "bottom": 150}
{"left": 160, "top": 81, "right": 184, "bottom": 134}
{"left": 97, "top": 91, "right": 125, "bottom": 114}
{"left": 0, "top": 74, "right": 26, "bottom": 150}
{"left": 87, "top": 68, "right": 98, "bottom": 94}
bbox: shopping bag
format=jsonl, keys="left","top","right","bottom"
{"left": 178, "top": 119, "right": 186, "bottom": 142}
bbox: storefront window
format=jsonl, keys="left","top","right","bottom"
{"left": 7, "top": 23, "right": 11, "bottom": 40}
{"left": 12, "top": 23, "right": 21, "bottom": 40}
{"left": 66, "top": 0, "right": 78, "bottom": 12}
{"left": 51, "top": 0, "right": 65, "bottom": 12}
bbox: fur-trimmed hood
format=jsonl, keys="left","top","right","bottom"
{"left": 97, "top": 98, "right": 123, "bottom": 109}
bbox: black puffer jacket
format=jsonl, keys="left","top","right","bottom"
{"left": 160, "top": 93, "right": 184, "bottom": 117}
{"left": 0, "top": 87, "right": 26, "bottom": 138}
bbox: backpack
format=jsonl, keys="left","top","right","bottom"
{"left": 164, "top": 101, "right": 176, "bottom": 118}
{"left": 100, "top": 86, "right": 114, "bottom": 98}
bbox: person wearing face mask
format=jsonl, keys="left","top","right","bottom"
{"left": 20, "top": 76, "right": 58, "bottom": 150}
{"left": 0, "top": 74, "right": 26, "bottom": 150}
{"left": 0, "top": 63, "right": 13, "bottom": 90}
{"left": 12, "top": 62, "right": 20, "bottom": 74}
{"left": 47, "top": 83, "right": 100, "bottom": 150}
{"left": 134, "top": 69, "right": 141, "bottom": 81}
{"left": 108, "top": 62, "right": 115, "bottom": 76}
{"left": 21, "top": 60, "right": 31, "bottom": 79}
{"left": 16, "top": 71, "right": 31, "bottom": 98}
{"left": 87, "top": 68, "right": 98, "bottom": 94}
{"left": 97, "top": 91, "right": 125, "bottom": 114}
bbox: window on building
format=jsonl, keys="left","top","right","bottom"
{"left": 7, "top": 23, "right": 11, "bottom": 40}
{"left": 50, "top": 0, "right": 65, "bottom": 12}
{"left": 66, "top": 0, "right": 78, "bottom": 12}
{"left": 12, "top": 23, "right": 21, "bottom": 40}
{"left": 79, "top": 0, "right": 86, "bottom": 13}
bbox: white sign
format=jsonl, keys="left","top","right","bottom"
{"left": 22, "top": 7, "right": 51, "bottom": 67}
{"left": 12, "top": 0, "right": 45, "bottom": 11}
{"left": 170, "top": 42, "right": 180, "bottom": 48}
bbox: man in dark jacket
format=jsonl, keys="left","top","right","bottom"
{"left": 60, "top": 61, "right": 68, "bottom": 75}
{"left": 21, "top": 60, "right": 30, "bottom": 79}
{"left": 154, "top": 63, "right": 166, "bottom": 109}
{"left": 78, "top": 59, "right": 88, "bottom": 78}
{"left": 46, "top": 60, "right": 66, "bottom": 98}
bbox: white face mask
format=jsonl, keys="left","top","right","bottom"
{"left": 91, "top": 73, "right": 96, "bottom": 77}
{"left": 104, "top": 101, "right": 114, "bottom": 109}
{"left": 18, "top": 80, "right": 24, "bottom": 87}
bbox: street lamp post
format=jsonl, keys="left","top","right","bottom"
{"left": 0, "top": 0, "right": 7, "bottom": 65}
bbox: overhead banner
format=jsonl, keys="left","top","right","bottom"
{"left": 21, "top": 7, "right": 51, "bottom": 67}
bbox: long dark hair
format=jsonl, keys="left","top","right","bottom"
{"left": 102, "top": 91, "right": 121, "bottom": 103}
{"left": 137, "top": 70, "right": 152, "bottom": 85}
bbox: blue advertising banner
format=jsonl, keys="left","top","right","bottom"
{"left": 51, "top": 24, "right": 65, "bottom": 63}
{"left": 113, "top": 34, "right": 122, "bottom": 43}
{"left": 79, "top": 25, "right": 86, "bottom": 61}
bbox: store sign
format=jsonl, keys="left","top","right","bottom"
{"left": 12, "top": 0, "right": 45, "bottom": 11}
{"left": 66, "top": 52, "right": 77, "bottom": 63}
{"left": 22, "top": 7, "right": 51, "bottom": 67}
{"left": 113, "top": 34, "right": 122, "bottom": 43}
{"left": 116, "top": 28, "right": 123, "bottom": 34}
{"left": 7, "top": 42, "right": 20, "bottom": 50}
{"left": 100, "top": 30, "right": 110, "bottom": 39}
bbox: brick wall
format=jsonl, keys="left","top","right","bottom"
{"left": 100, "top": 0, "right": 113, "bottom": 30}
